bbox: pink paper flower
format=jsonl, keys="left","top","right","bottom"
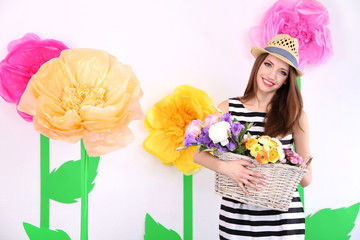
{"left": 249, "top": 0, "right": 333, "bottom": 70}
{"left": 0, "top": 33, "right": 68, "bottom": 121}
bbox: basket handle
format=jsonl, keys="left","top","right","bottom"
{"left": 300, "top": 155, "right": 313, "bottom": 169}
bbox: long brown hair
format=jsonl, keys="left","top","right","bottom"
{"left": 240, "top": 53, "right": 303, "bottom": 138}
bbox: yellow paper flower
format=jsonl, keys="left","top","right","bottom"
{"left": 18, "top": 48, "right": 144, "bottom": 156}
{"left": 143, "top": 85, "right": 214, "bottom": 175}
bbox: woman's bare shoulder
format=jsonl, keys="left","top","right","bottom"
{"left": 217, "top": 99, "right": 229, "bottom": 113}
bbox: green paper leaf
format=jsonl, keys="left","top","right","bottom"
{"left": 47, "top": 157, "right": 100, "bottom": 203}
{"left": 23, "top": 222, "right": 71, "bottom": 240}
{"left": 305, "top": 202, "right": 360, "bottom": 240}
{"left": 144, "top": 213, "right": 182, "bottom": 240}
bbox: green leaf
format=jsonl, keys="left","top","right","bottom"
{"left": 199, "top": 145, "right": 207, "bottom": 153}
{"left": 234, "top": 147, "right": 247, "bottom": 154}
{"left": 46, "top": 157, "right": 100, "bottom": 203}
{"left": 23, "top": 222, "right": 71, "bottom": 240}
{"left": 305, "top": 202, "right": 360, "bottom": 240}
{"left": 144, "top": 213, "right": 182, "bottom": 240}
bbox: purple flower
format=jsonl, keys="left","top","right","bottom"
{"left": 215, "top": 143, "right": 228, "bottom": 153}
{"left": 284, "top": 148, "right": 294, "bottom": 157}
{"left": 226, "top": 140, "right": 236, "bottom": 151}
{"left": 206, "top": 142, "right": 216, "bottom": 149}
{"left": 231, "top": 122, "right": 245, "bottom": 137}
{"left": 220, "top": 113, "right": 232, "bottom": 124}
{"left": 183, "top": 135, "right": 197, "bottom": 147}
{"left": 197, "top": 128, "right": 212, "bottom": 145}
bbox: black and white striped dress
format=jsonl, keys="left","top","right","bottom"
{"left": 219, "top": 98, "right": 305, "bottom": 240}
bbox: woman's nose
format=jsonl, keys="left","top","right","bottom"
{"left": 268, "top": 68, "right": 276, "bottom": 79}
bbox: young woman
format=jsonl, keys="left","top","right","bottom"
{"left": 193, "top": 34, "right": 312, "bottom": 239}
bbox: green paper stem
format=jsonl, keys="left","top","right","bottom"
{"left": 296, "top": 77, "right": 305, "bottom": 209}
{"left": 183, "top": 175, "right": 193, "bottom": 240}
{"left": 40, "top": 134, "right": 50, "bottom": 229}
{"left": 81, "top": 140, "right": 89, "bottom": 240}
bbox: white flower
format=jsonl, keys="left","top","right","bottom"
{"left": 209, "top": 121, "right": 230, "bottom": 146}
{"left": 278, "top": 147, "right": 285, "bottom": 162}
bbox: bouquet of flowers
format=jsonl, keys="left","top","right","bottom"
{"left": 178, "top": 110, "right": 305, "bottom": 168}
{"left": 178, "top": 109, "right": 308, "bottom": 211}
{"left": 243, "top": 136, "right": 305, "bottom": 167}
{"left": 179, "top": 112, "right": 252, "bottom": 154}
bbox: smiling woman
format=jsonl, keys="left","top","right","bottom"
{"left": 193, "top": 34, "right": 311, "bottom": 239}
{"left": 256, "top": 55, "right": 289, "bottom": 93}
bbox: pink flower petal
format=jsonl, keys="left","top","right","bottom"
{"left": 0, "top": 33, "right": 68, "bottom": 121}
{"left": 249, "top": 0, "right": 333, "bottom": 70}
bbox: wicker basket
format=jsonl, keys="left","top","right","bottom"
{"left": 213, "top": 151, "right": 307, "bottom": 212}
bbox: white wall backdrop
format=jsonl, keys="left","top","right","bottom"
{"left": 0, "top": 0, "right": 359, "bottom": 239}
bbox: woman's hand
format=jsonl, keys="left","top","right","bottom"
{"left": 221, "top": 159, "right": 267, "bottom": 197}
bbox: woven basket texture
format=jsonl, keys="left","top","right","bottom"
{"left": 213, "top": 151, "right": 306, "bottom": 212}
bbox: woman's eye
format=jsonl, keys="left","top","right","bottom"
{"left": 280, "top": 71, "right": 288, "bottom": 76}
{"left": 264, "top": 62, "right": 271, "bottom": 67}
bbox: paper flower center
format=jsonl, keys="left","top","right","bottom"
{"left": 279, "top": 22, "right": 314, "bottom": 48}
{"left": 60, "top": 86, "right": 105, "bottom": 112}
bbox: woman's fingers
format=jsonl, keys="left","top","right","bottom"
{"left": 248, "top": 175, "right": 267, "bottom": 186}
{"left": 243, "top": 179, "right": 262, "bottom": 192}
{"left": 225, "top": 160, "right": 268, "bottom": 196}
{"left": 237, "top": 179, "right": 261, "bottom": 197}
{"left": 238, "top": 159, "right": 256, "bottom": 168}
{"left": 237, "top": 182, "right": 250, "bottom": 197}
{"left": 239, "top": 160, "right": 267, "bottom": 180}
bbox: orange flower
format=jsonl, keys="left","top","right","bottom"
{"left": 245, "top": 138, "right": 258, "bottom": 150}
{"left": 268, "top": 149, "right": 280, "bottom": 163}
{"left": 256, "top": 149, "right": 269, "bottom": 164}
{"left": 18, "top": 49, "right": 144, "bottom": 156}
{"left": 143, "top": 85, "right": 214, "bottom": 175}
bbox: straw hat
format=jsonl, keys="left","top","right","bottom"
{"left": 251, "top": 34, "right": 304, "bottom": 77}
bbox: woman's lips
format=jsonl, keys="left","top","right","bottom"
{"left": 262, "top": 78, "right": 275, "bottom": 87}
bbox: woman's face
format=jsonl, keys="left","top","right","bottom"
{"left": 256, "top": 54, "right": 289, "bottom": 96}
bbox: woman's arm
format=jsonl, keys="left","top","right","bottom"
{"left": 193, "top": 99, "right": 267, "bottom": 196}
{"left": 293, "top": 111, "right": 312, "bottom": 187}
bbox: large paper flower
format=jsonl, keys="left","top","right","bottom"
{"left": 0, "top": 33, "right": 68, "bottom": 121}
{"left": 249, "top": 0, "right": 333, "bottom": 70}
{"left": 18, "top": 48, "right": 144, "bottom": 156}
{"left": 143, "top": 85, "right": 214, "bottom": 175}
